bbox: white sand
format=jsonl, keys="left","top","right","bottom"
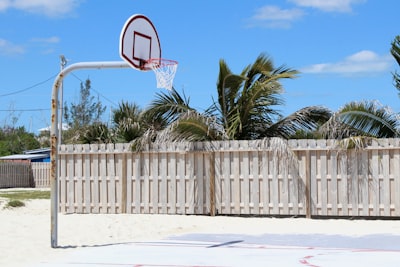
{"left": 1, "top": 197, "right": 400, "bottom": 267}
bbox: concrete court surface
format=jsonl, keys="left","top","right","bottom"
{"left": 33, "top": 233, "right": 400, "bottom": 267}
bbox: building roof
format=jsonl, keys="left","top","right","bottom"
{"left": 38, "top": 123, "right": 69, "bottom": 132}
{"left": 0, "top": 153, "right": 49, "bottom": 160}
{"left": 23, "top": 148, "right": 50, "bottom": 155}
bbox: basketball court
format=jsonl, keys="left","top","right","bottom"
{"left": 46, "top": 13, "right": 400, "bottom": 267}
{"left": 34, "top": 232, "right": 400, "bottom": 266}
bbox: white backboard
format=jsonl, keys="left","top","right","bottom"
{"left": 120, "top": 14, "right": 161, "bottom": 71}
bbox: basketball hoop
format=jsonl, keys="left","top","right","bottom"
{"left": 144, "top": 58, "right": 178, "bottom": 90}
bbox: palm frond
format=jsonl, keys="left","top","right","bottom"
{"left": 174, "top": 116, "right": 226, "bottom": 141}
{"left": 243, "top": 53, "right": 274, "bottom": 90}
{"left": 111, "top": 102, "right": 145, "bottom": 142}
{"left": 80, "top": 122, "right": 114, "bottom": 144}
{"left": 320, "top": 101, "right": 400, "bottom": 139}
{"left": 255, "top": 137, "right": 299, "bottom": 171}
{"left": 131, "top": 111, "right": 227, "bottom": 151}
{"left": 144, "top": 87, "right": 192, "bottom": 124}
{"left": 112, "top": 102, "right": 141, "bottom": 126}
{"left": 215, "top": 59, "right": 248, "bottom": 128}
{"left": 391, "top": 35, "right": 400, "bottom": 91}
{"left": 338, "top": 101, "right": 399, "bottom": 137}
{"left": 391, "top": 35, "right": 400, "bottom": 66}
{"left": 335, "top": 136, "right": 375, "bottom": 150}
{"left": 267, "top": 106, "right": 332, "bottom": 139}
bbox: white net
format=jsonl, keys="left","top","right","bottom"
{"left": 146, "top": 58, "right": 178, "bottom": 90}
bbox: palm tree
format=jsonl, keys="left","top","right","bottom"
{"left": 112, "top": 102, "right": 144, "bottom": 142}
{"left": 143, "top": 88, "right": 193, "bottom": 125}
{"left": 319, "top": 36, "right": 400, "bottom": 141}
{"left": 132, "top": 88, "right": 217, "bottom": 149}
{"left": 137, "top": 53, "right": 331, "bottom": 145}
{"left": 211, "top": 53, "right": 331, "bottom": 140}
{"left": 80, "top": 122, "right": 113, "bottom": 144}
{"left": 320, "top": 101, "right": 400, "bottom": 139}
{"left": 391, "top": 35, "right": 400, "bottom": 93}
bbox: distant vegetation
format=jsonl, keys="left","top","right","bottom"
{"left": 0, "top": 190, "right": 50, "bottom": 200}
{"left": 0, "top": 126, "right": 40, "bottom": 156}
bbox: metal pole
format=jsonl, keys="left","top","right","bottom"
{"left": 50, "top": 61, "right": 131, "bottom": 248}
{"left": 58, "top": 55, "right": 67, "bottom": 145}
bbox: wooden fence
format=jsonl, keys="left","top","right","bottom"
{"left": 0, "top": 161, "right": 51, "bottom": 189}
{"left": 0, "top": 161, "right": 33, "bottom": 188}
{"left": 31, "top": 162, "right": 51, "bottom": 188}
{"left": 57, "top": 139, "right": 400, "bottom": 218}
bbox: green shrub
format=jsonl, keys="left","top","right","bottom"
{"left": 5, "top": 199, "right": 25, "bottom": 208}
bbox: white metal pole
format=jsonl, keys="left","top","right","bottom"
{"left": 50, "top": 61, "right": 131, "bottom": 248}
{"left": 58, "top": 55, "right": 67, "bottom": 145}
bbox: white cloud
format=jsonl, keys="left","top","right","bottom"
{"left": 29, "top": 36, "right": 60, "bottom": 55}
{"left": 0, "top": 0, "right": 80, "bottom": 17}
{"left": 289, "top": 0, "right": 365, "bottom": 13}
{"left": 248, "top": 5, "right": 304, "bottom": 28}
{"left": 300, "top": 50, "right": 394, "bottom": 75}
{"left": 0, "top": 0, "right": 11, "bottom": 11}
{"left": 0, "top": 38, "right": 25, "bottom": 55}
{"left": 30, "top": 36, "right": 60, "bottom": 43}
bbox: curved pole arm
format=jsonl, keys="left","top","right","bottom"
{"left": 50, "top": 61, "right": 131, "bottom": 248}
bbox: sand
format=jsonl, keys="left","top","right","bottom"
{"left": 1, "top": 194, "right": 400, "bottom": 267}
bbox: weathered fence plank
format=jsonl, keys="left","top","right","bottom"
{"left": 392, "top": 139, "right": 400, "bottom": 216}
{"left": 31, "top": 162, "right": 50, "bottom": 188}
{"left": 91, "top": 144, "right": 100, "bottom": 213}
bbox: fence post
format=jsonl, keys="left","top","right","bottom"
{"left": 209, "top": 151, "right": 216, "bottom": 216}
{"left": 305, "top": 150, "right": 311, "bottom": 218}
{"left": 121, "top": 153, "right": 127, "bottom": 213}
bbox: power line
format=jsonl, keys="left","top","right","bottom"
{"left": 70, "top": 73, "right": 118, "bottom": 106}
{"left": 0, "top": 108, "right": 50, "bottom": 112}
{"left": 0, "top": 74, "right": 58, "bottom": 97}
{"left": 0, "top": 72, "right": 118, "bottom": 114}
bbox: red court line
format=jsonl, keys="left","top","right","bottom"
{"left": 297, "top": 247, "right": 400, "bottom": 267}
{"left": 299, "top": 255, "right": 320, "bottom": 267}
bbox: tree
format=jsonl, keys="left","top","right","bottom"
{"left": 137, "top": 53, "right": 331, "bottom": 146}
{"left": 391, "top": 35, "right": 400, "bottom": 93}
{"left": 79, "top": 122, "right": 113, "bottom": 144}
{"left": 112, "top": 102, "right": 144, "bottom": 142}
{"left": 64, "top": 79, "right": 106, "bottom": 129}
{"left": 217, "top": 54, "right": 331, "bottom": 139}
{"left": 0, "top": 126, "right": 40, "bottom": 156}
{"left": 133, "top": 88, "right": 206, "bottom": 148}
{"left": 63, "top": 79, "right": 106, "bottom": 143}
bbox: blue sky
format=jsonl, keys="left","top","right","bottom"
{"left": 0, "top": 0, "right": 398, "bottom": 133}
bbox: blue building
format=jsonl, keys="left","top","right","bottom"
{"left": 0, "top": 148, "right": 50, "bottom": 163}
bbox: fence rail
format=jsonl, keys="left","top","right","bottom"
{"left": 56, "top": 139, "right": 400, "bottom": 218}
